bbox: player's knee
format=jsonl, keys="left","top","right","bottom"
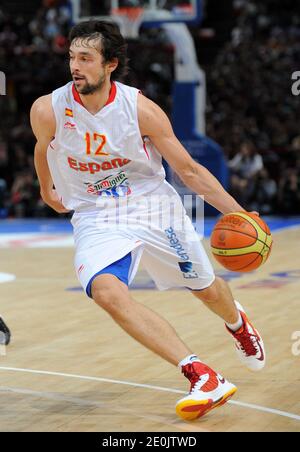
{"left": 93, "top": 286, "right": 126, "bottom": 316}
{"left": 91, "top": 276, "right": 128, "bottom": 315}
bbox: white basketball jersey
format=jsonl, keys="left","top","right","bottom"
{"left": 47, "top": 81, "right": 169, "bottom": 212}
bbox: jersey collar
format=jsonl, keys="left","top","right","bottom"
{"left": 72, "top": 81, "right": 117, "bottom": 110}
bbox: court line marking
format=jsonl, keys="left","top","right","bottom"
{"left": 0, "top": 366, "right": 300, "bottom": 422}
{"left": 0, "top": 385, "right": 209, "bottom": 432}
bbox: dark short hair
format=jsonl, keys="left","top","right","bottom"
{"left": 69, "top": 20, "right": 129, "bottom": 81}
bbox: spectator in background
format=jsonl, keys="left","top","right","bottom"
{"left": 228, "top": 141, "right": 264, "bottom": 206}
{"left": 278, "top": 167, "right": 300, "bottom": 215}
{"left": 10, "top": 171, "right": 39, "bottom": 217}
{"left": 0, "top": 139, "right": 8, "bottom": 215}
{"left": 249, "top": 168, "right": 277, "bottom": 215}
{"left": 0, "top": 139, "right": 9, "bottom": 183}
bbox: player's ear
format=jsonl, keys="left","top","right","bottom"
{"left": 107, "top": 58, "right": 118, "bottom": 75}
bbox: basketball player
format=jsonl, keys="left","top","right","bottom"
{"left": 30, "top": 21, "right": 265, "bottom": 421}
{"left": 0, "top": 316, "right": 11, "bottom": 345}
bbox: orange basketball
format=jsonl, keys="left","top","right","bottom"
{"left": 210, "top": 212, "right": 273, "bottom": 272}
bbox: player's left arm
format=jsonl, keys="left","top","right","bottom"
{"left": 138, "top": 94, "right": 245, "bottom": 215}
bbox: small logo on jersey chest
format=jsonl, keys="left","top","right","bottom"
{"left": 65, "top": 107, "right": 73, "bottom": 117}
{"left": 64, "top": 121, "right": 76, "bottom": 130}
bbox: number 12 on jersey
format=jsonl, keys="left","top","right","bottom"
{"left": 85, "top": 132, "right": 109, "bottom": 156}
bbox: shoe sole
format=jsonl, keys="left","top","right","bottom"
{"left": 176, "top": 386, "right": 237, "bottom": 421}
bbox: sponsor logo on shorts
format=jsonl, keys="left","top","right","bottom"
{"left": 68, "top": 156, "right": 131, "bottom": 175}
{"left": 165, "top": 227, "right": 189, "bottom": 261}
{"left": 178, "top": 261, "right": 199, "bottom": 279}
{"left": 165, "top": 227, "right": 199, "bottom": 279}
{"left": 84, "top": 171, "right": 131, "bottom": 197}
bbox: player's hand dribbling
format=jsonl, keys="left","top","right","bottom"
{"left": 41, "top": 189, "right": 70, "bottom": 214}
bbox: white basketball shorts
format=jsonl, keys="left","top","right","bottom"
{"left": 71, "top": 207, "right": 216, "bottom": 298}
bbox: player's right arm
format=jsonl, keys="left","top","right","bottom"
{"left": 30, "top": 95, "right": 69, "bottom": 213}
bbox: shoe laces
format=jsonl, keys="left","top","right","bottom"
{"left": 190, "top": 378, "right": 206, "bottom": 394}
{"left": 182, "top": 362, "right": 218, "bottom": 393}
{"left": 235, "top": 328, "right": 259, "bottom": 357}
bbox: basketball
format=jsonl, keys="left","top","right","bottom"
{"left": 210, "top": 212, "right": 273, "bottom": 272}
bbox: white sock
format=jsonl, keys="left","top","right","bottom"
{"left": 178, "top": 354, "right": 201, "bottom": 368}
{"left": 226, "top": 311, "right": 243, "bottom": 332}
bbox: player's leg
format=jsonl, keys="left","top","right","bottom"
{"left": 91, "top": 273, "right": 193, "bottom": 365}
{"left": 138, "top": 237, "right": 237, "bottom": 419}
{"left": 191, "top": 276, "right": 240, "bottom": 323}
{"left": 74, "top": 223, "right": 236, "bottom": 420}
{"left": 191, "top": 278, "right": 266, "bottom": 372}
{"left": 0, "top": 316, "right": 11, "bottom": 345}
{"left": 91, "top": 273, "right": 236, "bottom": 421}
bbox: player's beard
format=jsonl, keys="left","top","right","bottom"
{"left": 78, "top": 74, "right": 106, "bottom": 95}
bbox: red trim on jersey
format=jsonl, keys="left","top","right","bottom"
{"left": 143, "top": 140, "right": 150, "bottom": 160}
{"left": 72, "top": 83, "right": 84, "bottom": 106}
{"left": 72, "top": 82, "right": 117, "bottom": 108}
{"left": 105, "top": 81, "right": 117, "bottom": 106}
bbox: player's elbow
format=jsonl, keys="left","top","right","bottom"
{"left": 34, "top": 142, "right": 44, "bottom": 156}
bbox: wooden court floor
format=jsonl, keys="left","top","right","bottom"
{"left": 0, "top": 228, "right": 300, "bottom": 432}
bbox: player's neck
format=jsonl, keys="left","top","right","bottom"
{"left": 76, "top": 79, "right": 113, "bottom": 115}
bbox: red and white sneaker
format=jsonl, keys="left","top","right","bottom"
{"left": 226, "top": 301, "right": 266, "bottom": 372}
{"left": 175, "top": 362, "right": 237, "bottom": 421}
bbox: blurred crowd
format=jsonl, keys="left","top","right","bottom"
{"left": 0, "top": 0, "right": 72, "bottom": 218}
{"left": 0, "top": 0, "right": 299, "bottom": 218}
{"left": 206, "top": 0, "right": 300, "bottom": 214}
